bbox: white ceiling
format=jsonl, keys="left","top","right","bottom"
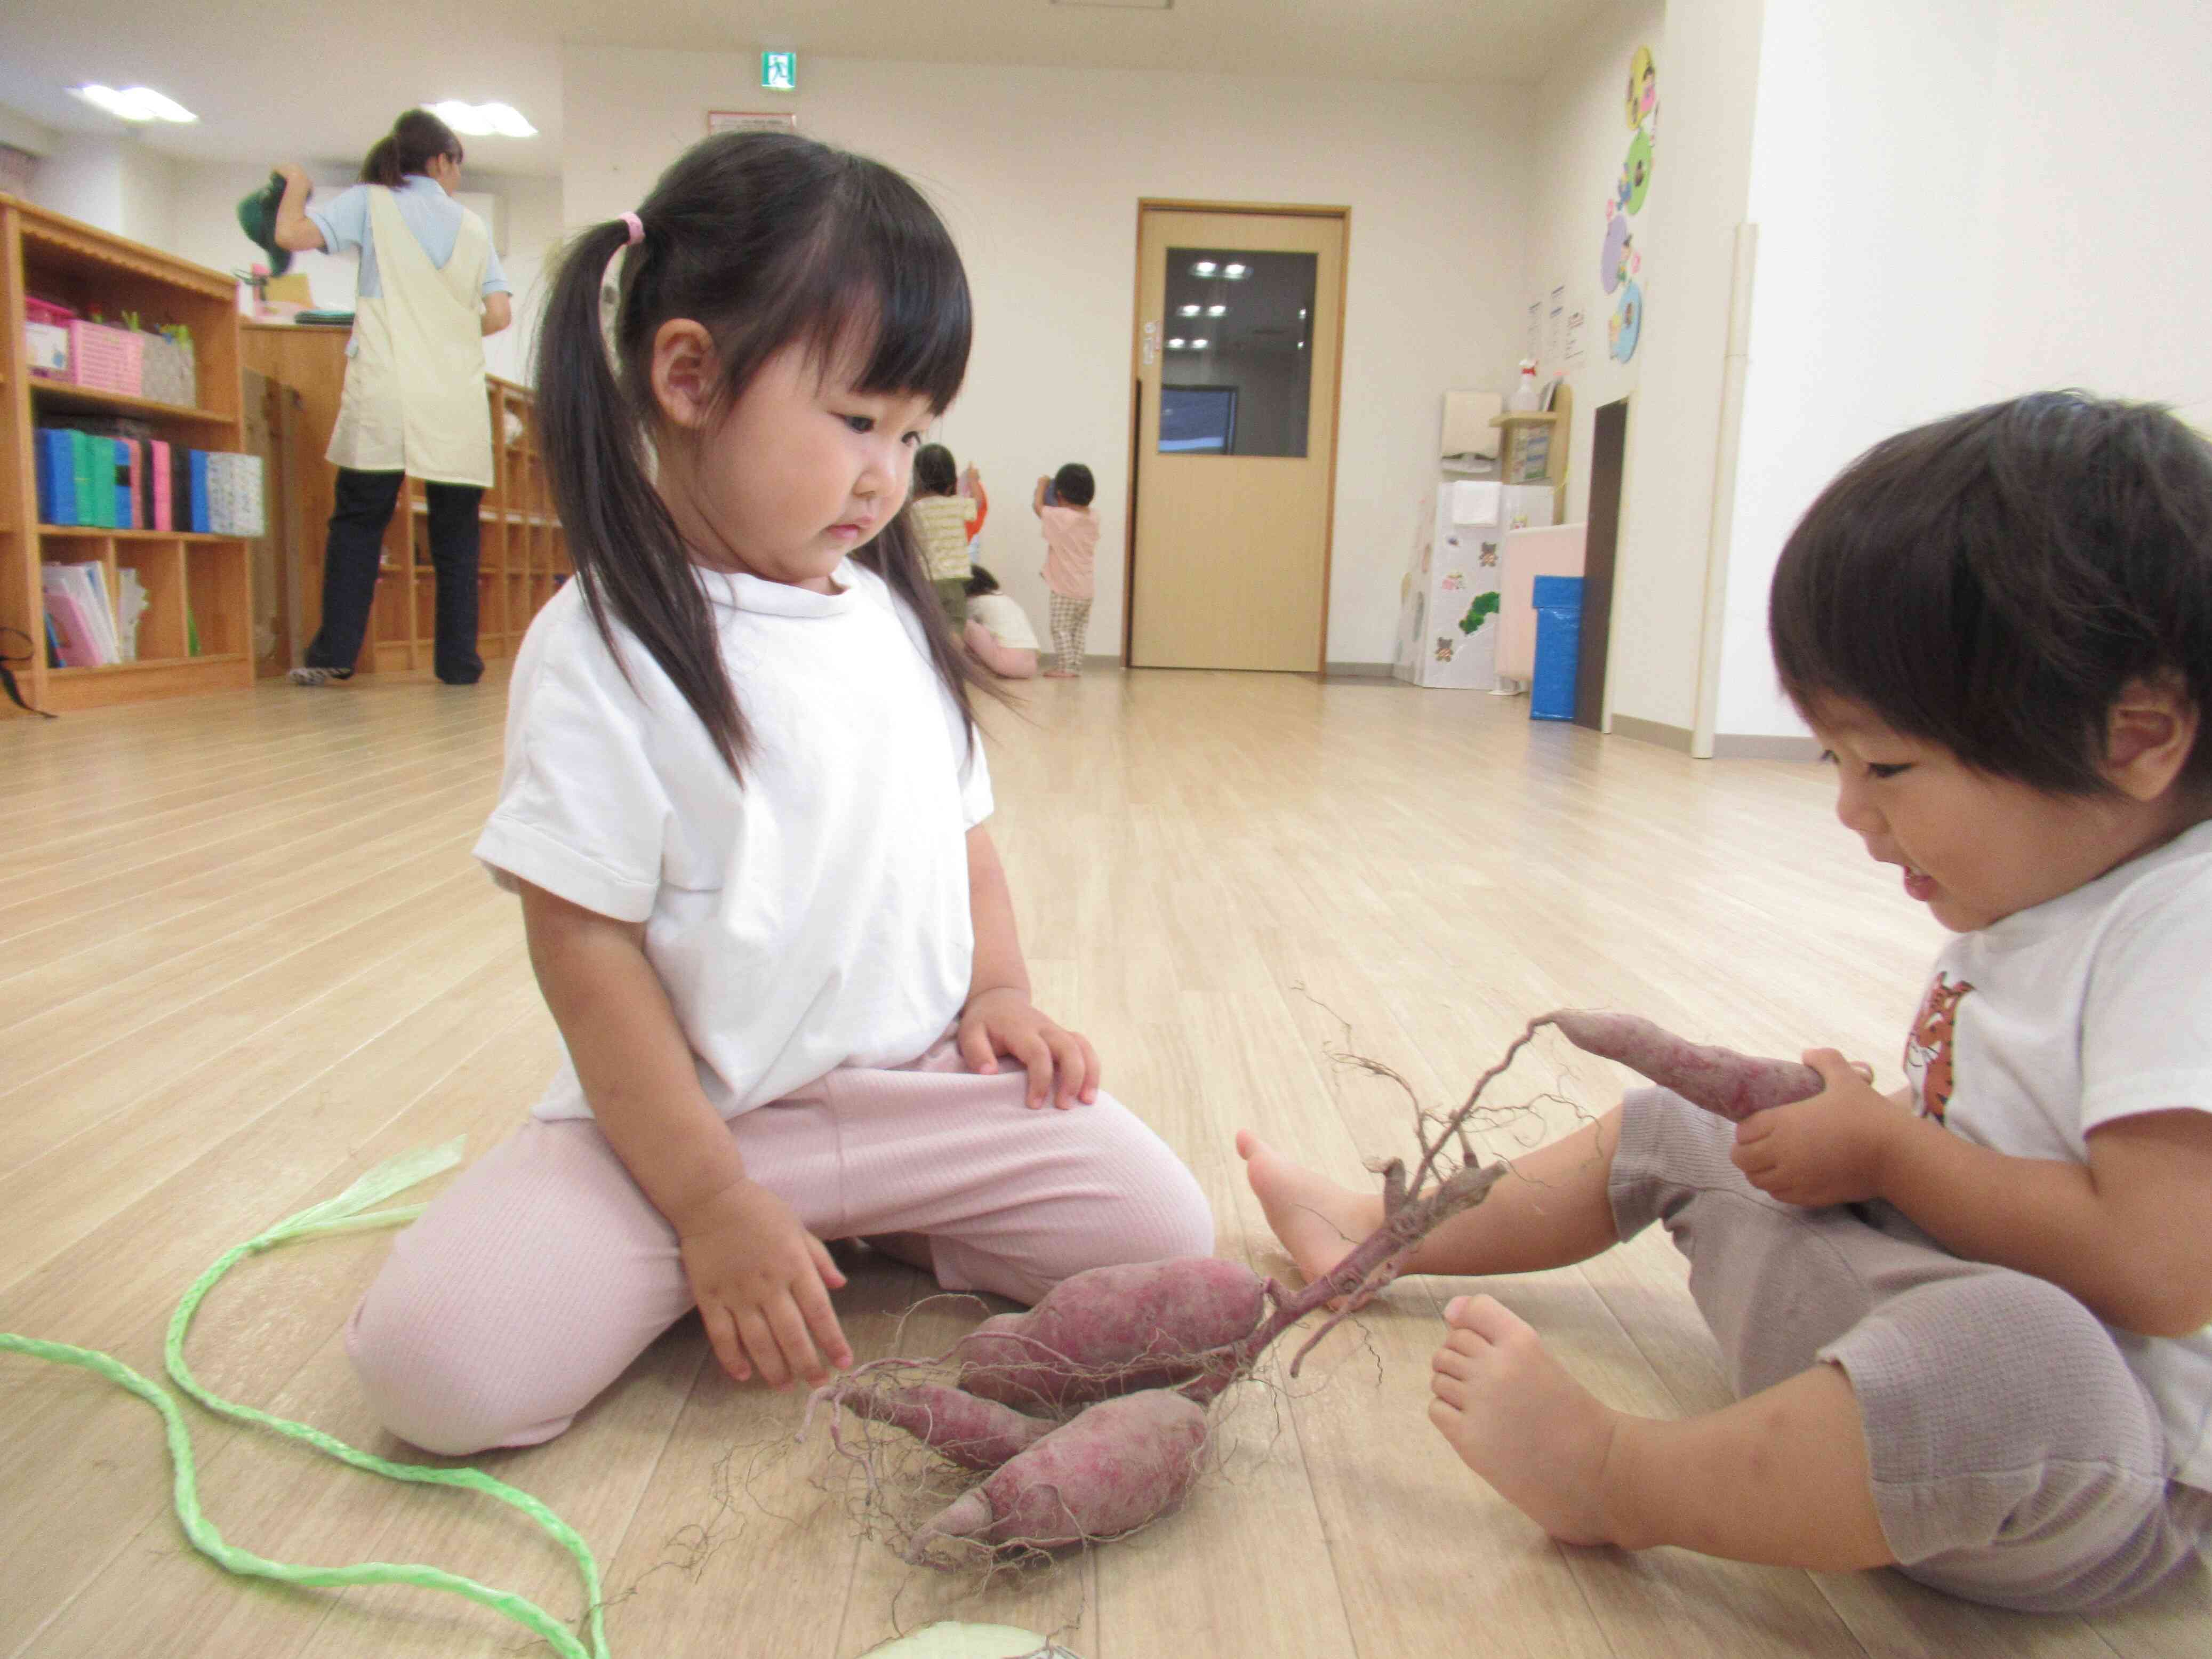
{"left": 0, "top": 1, "right": 1625, "bottom": 180}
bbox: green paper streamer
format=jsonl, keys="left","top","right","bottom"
{"left": 1, "top": 1138, "right": 611, "bottom": 1659}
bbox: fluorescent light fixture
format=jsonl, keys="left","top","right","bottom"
{"left": 1223, "top": 262, "right": 1248, "bottom": 278}
{"left": 1206, "top": 303, "right": 1226, "bottom": 316}
{"left": 1191, "top": 260, "right": 1217, "bottom": 276}
{"left": 1177, "top": 304, "right": 1200, "bottom": 316}
{"left": 1167, "top": 338, "right": 1187, "bottom": 349}
{"left": 1190, "top": 338, "right": 1209, "bottom": 349}
{"left": 71, "top": 84, "right": 197, "bottom": 123}
{"left": 429, "top": 100, "right": 538, "bottom": 138}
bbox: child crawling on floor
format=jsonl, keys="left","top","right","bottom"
{"left": 1240, "top": 391, "right": 2212, "bottom": 1613}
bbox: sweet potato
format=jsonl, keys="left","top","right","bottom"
{"left": 956, "top": 1257, "right": 1266, "bottom": 1411}
{"left": 1542, "top": 1009, "right": 1822, "bottom": 1121}
{"left": 816, "top": 1380, "right": 1055, "bottom": 1472}
{"left": 907, "top": 1389, "right": 1208, "bottom": 1560}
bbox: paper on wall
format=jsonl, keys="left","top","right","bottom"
{"left": 1440, "top": 390, "right": 1502, "bottom": 459}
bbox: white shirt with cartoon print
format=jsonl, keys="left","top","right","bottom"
{"left": 1903, "top": 817, "right": 2212, "bottom": 1489}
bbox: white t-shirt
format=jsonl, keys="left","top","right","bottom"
{"left": 967, "top": 592, "right": 1039, "bottom": 652}
{"left": 1902, "top": 817, "right": 2212, "bottom": 1488}
{"left": 474, "top": 560, "right": 992, "bottom": 1122}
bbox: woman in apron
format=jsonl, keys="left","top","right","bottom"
{"left": 273, "top": 109, "right": 513, "bottom": 685}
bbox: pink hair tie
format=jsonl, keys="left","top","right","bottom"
{"left": 620, "top": 211, "right": 644, "bottom": 246}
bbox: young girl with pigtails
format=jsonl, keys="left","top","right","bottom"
{"left": 342, "top": 130, "right": 1211, "bottom": 1456}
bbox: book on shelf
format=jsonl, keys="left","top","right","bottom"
{"left": 39, "top": 563, "right": 112, "bottom": 666}
{"left": 150, "top": 438, "right": 173, "bottom": 531}
{"left": 117, "top": 439, "right": 139, "bottom": 531}
{"left": 114, "top": 567, "right": 149, "bottom": 662}
{"left": 188, "top": 450, "right": 212, "bottom": 534}
{"left": 32, "top": 423, "right": 254, "bottom": 535}
{"left": 33, "top": 428, "right": 75, "bottom": 525}
{"left": 35, "top": 560, "right": 148, "bottom": 667}
{"left": 206, "top": 453, "right": 266, "bottom": 536}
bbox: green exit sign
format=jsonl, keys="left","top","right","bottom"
{"left": 762, "top": 52, "right": 798, "bottom": 92}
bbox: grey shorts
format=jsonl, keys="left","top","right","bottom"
{"left": 1609, "top": 1086, "right": 2211, "bottom": 1613}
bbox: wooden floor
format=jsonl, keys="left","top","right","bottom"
{"left": 2, "top": 667, "right": 2205, "bottom": 1659}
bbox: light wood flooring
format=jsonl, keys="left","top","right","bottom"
{"left": 2, "top": 667, "right": 2205, "bottom": 1658}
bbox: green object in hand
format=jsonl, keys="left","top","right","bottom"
{"left": 235, "top": 170, "right": 294, "bottom": 277}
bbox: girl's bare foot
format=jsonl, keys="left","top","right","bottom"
{"left": 1235, "top": 1130, "right": 1383, "bottom": 1284}
{"left": 1429, "top": 1294, "right": 1624, "bottom": 1548}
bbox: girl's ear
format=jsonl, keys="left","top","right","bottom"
{"left": 2104, "top": 673, "right": 2199, "bottom": 800}
{"left": 650, "top": 320, "right": 719, "bottom": 430}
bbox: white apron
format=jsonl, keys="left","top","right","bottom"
{"left": 326, "top": 186, "right": 494, "bottom": 488}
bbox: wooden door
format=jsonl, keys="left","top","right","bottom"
{"left": 1577, "top": 398, "right": 1628, "bottom": 732}
{"left": 1127, "top": 206, "right": 1347, "bottom": 671}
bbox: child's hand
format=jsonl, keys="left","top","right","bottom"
{"left": 958, "top": 987, "right": 1101, "bottom": 1109}
{"left": 671, "top": 1177, "right": 853, "bottom": 1389}
{"left": 1729, "top": 1049, "right": 1904, "bottom": 1207}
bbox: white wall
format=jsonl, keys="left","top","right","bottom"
{"left": 27, "top": 133, "right": 178, "bottom": 250}
{"left": 562, "top": 47, "right": 1533, "bottom": 662}
{"left": 1521, "top": 0, "right": 1665, "bottom": 526}
{"left": 159, "top": 160, "right": 562, "bottom": 383}
{"left": 0, "top": 104, "right": 54, "bottom": 157}
{"left": 1715, "top": 0, "right": 2212, "bottom": 739}
{"left": 1599, "top": 0, "right": 1764, "bottom": 735}
{"left": 479, "top": 174, "right": 563, "bottom": 385}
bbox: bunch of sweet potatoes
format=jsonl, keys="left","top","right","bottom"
{"left": 813, "top": 1009, "right": 1821, "bottom": 1564}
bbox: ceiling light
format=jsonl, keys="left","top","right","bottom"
{"left": 1167, "top": 338, "right": 1187, "bottom": 349}
{"left": 1223, "top": 263, "right": 1248, "bottom": 279}
{"left": 1177, "top": 304, "right": 1200, "bottom": 317}
{"left": 70, "top": 84, "right": 198, "bottom": 123}
{"left": 1206, "top": 304, "right": 1226, "bottom": 316}
{"left": 1190, "top": 338, "right": 1209, "bottom": 349}
{"left": 429, "top": 100, "right": 538, "bottom": 138}
{"left": 1191, "top": 260, "right": 1217, "bottom": 276}
{"left": 1299, "top": 308, "right": 1308, "bottom": 318}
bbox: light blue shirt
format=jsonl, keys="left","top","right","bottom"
{"left": 306, "top": 175, "right": 510, "bottom": 301}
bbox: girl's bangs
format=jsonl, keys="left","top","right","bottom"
{"left": 807, "top": 201, "right": 972, "bottom": 412}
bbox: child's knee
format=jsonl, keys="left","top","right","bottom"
{"left": 344, "top": 1287, "right": 573, "bottom": 1457}
{"left": 1830, "top": 1271, "right": 2179, "bottom": 1608}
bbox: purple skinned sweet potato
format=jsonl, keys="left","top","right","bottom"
{"left": 956, "top": 1257, "right": 1267, "bottom": 1412}
{"left": 1543, "top": 1009, "right": 1823, "bottom": 1120}
{"left": 818, "top": 1380, "right": 1055, "bottom": 1472}
{"left": 908, "top": 1388, "right": 1209, "bottom": 1559}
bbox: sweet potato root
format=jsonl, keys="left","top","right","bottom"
{"left": 1541, "top": 1009, "right": 1822, "bottom": 1121}
{"left": 816, "top": 1380, "right": 1055, "bottom": 1472}
{"left": 956, "top": 1257, "right": 1267, "bottom": 1411}
{"left": 907, "top": 1389, "right": 1208, "bottom": 1561}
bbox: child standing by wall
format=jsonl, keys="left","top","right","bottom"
{"left": 1239, "top": 392, "right": 2212, "bottom": 1613}
{"left": 343, "top": 131, "right": 1211, "bottom": 1455}
{"left": 1035, "top": 462, "right": 1098, "bottom": 678}
{"left": 909, "top": 443, "right": 985, "bottom": 629}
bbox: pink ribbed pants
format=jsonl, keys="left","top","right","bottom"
{"left": 346, "top": 1040, "right": 1213, "bottom": 1455}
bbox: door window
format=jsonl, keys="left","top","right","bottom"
{"left": 1159, "top": 248, "right": 1318, "bottom": 458}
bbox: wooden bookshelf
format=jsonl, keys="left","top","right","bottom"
{"left": 1, "top": 194, "right": 253, "bottom": 715}
{"left": 242, "top": 324, "right": 568, "bottom": 675}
